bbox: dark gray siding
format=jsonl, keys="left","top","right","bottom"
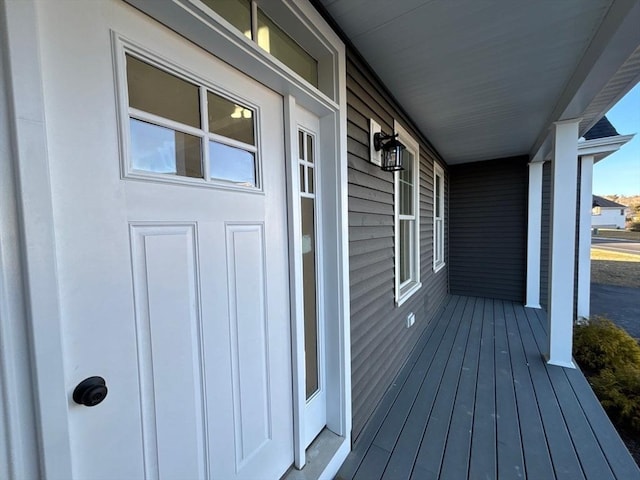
{"left": 539, "top": 160, "right": 582, "bottom": 316}
{"left": 540, "top": 162, "right": 551, "bottom": 309}
{"left": 346, "top": 50, "right": 448, "bottom": 443}
{"left": 449, "top": 157, "right": 528, "bottom": 302}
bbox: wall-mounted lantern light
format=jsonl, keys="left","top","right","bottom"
{"left": 370, "top": 118, "right": 406, "bottom": 172}
{"left": 374, "top": 132, "right": 405, "bottom": 171}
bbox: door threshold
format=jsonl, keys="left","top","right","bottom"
{"left": 283, "top": 429, "right": 350, "bottom": 480}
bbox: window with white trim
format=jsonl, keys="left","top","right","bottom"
{"left": 434, "top": 162, "right": 445, "bottom": 272}
{"left": 394, "top": 122, "right": 421, "bottom": 304}
{"left": 121, "top": 50, "right": 261, "bottom": 190}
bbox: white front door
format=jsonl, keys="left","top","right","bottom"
{"left": 39, "top": 2, "right": 292, "bottom": 478}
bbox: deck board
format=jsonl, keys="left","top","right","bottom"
{"left": 437, "top": 297, "right": 483, "bottom": 479}
{"left": 409, "top": 296, "right": 475, "bottom": 479}
{"left": 468, "top": 298, "right": 498, "bottom": 479}
{"left": 503, "top": 301, "right": 555, "bottom": 480}
{"left": 380, "top": 297, "right": 470, "bottom": 479}
{"left": 515, "top": 307, "right": 586, "bottom": 479}
{"left": 336, "top": 296, "right": 640, "bottom": 480}
{"left": 494, "top": 300, "right": 526, "bottom": 479}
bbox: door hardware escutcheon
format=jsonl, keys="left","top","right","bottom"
{"left": 73, "top": 376, "right": 108, "bottom": 407}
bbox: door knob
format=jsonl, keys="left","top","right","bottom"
{"left": 73, "top": 376, "right": 108, "bottom": 407}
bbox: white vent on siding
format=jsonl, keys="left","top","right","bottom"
{"left": 406, "top": 312, "right": 416, "bottom": 328}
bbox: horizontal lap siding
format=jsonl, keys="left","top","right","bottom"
{"left": 540, "top": 162, "right": 551, "bottom": 309}
{"left": 346, "top": 50, "right": 448, "bottom": 443}
{"left": 449, "top": 157, "right": 527, "bottom": 302}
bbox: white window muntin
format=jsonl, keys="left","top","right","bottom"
{"left": 192, "top": 0, "right": 336, "bottom": 100}
{"left": 434, "top": 162, "right": 445, "bottom": 272}
{"left": 394, "top": 120, "right": 421, "bottom": 305}
{"left": 115, "top": 38, "right": 263, "bottom": 192}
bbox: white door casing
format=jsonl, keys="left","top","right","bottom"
{"left": 37, "top": 2, "right": 292, "bottom": 478}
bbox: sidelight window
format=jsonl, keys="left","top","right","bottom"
{"left": 298, "top": 128, "right": 320, "bottom": 399}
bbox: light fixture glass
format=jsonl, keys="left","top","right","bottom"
{"left": 374, "top": 132, "right": 405, "bottom": 171}
{"left": 230, "top": 105, "right": 243, "bottom": 118}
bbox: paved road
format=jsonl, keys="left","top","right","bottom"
{"left": 592, "top": 237, "right": 640, "bottom": 255}
{"left": 591, "top": 283, "right": 640, "bottom": 339}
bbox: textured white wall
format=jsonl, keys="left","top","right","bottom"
{"left": 592, "top": 207, "right": 625, "bottom": 228}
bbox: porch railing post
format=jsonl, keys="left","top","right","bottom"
{"left": 577, "top": 155, "right": 595, "bottom": 320}
{"left": 547, "top": 118, "right": 581, "bottom": 368}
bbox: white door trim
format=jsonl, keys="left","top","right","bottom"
{"left": 285, "top": 95, "right": 307, "bottom": 468}
{"left": 1, "top": 1, "right": 72, "bottom": 477}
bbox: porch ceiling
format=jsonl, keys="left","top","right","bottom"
{"left": 317, "top": 0, "right": 640, "bottom": 164}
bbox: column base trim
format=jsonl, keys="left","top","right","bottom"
{"left": 544, "top": 354, "right": 576, "bottom": 369}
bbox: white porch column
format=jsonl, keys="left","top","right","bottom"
{"left": 547, "top": 119, "right": 581, "bottom": 368}
{"left": 526, "top": 161, "right": 544, "bottom": 308}
{"left": 577, "top": 155, "right": 595, "bottom": 319}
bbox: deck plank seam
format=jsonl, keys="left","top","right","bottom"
{"left": 435, "top": 296, "right": 483, "bottom": 480}
{"left": 525, "top": 307, "right": 594, "bottom": 478}
{"left": 417, "top": 296, "right": 478, "bottom": 479}
{"left": 495, "top": 300, "right": 526, "bottom": 480}
{"left": 439, "top": 296, "right": 483, "bottom": 480}
{"left": 521, "top": 306, "right": 587, "bottom": 479}
{"left": 467, "top": 298, "right": 498, "bottom": 479}
{"left": 389, "top": 296, "right": 472, "bottom": 478}
{"left": 504, "top": 301, "right": 530, "bottom": 480}
{"left": 562, "top": 367, "right": 629, "bottom": 480}
{"left": 524, "top": 307, "right": 614, "bottom": 479}
{"left": 354, "top": 296, "right": 464, "bottom": 479}
{"left": 344, "top": 297, "right": 457, "bottom": 479}
{"left": 512, "top": 304, "right": 557, "bottom": 479}
{"left": 520, "top": 306, "right": 567, "bottom": 480}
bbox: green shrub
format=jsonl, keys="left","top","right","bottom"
{"left": 574, "top": 317, "right": 640, "bottom": 372}
{"left": 590, "top": 368, "right": 640, "bottom": 432}
{"left": 574, "top": 317, "right": 640, "bottom": 433}
{"left": 630, "top": 222, "right": 640, "bottom": 232}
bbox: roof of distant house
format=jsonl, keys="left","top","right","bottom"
{"left": 592, "top": 194, "right": 627, "bottom": 208}
{"left": 584, "top": 116, "right": 619, "bottom": 140}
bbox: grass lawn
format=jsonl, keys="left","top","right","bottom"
{"left": 593, "top": 229, "right": 640, "bottom": 241}
{"left": 591, "top": 248, "right": 640, "bottom": 288}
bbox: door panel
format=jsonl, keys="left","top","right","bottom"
{"left": 226, "top": 224, "right": 272, "bottom": 464}
{"left": 36, "top": 1, "right": 293, "bottom": 478}
{"left": 130, "top": 224, "right": 206, "bottom": 479}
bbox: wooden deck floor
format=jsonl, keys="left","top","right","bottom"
{"left": 337, "top": 296, "right": 640, "bottom": 480}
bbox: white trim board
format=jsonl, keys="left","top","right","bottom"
{"left": 578, "top": 133, "right": 635, "bottom": 160}
{"left": 124, "top": 0, "right": 342, "bottom": 116}
{"left": 1, "top": 1, "right": 72, "bottom": 477}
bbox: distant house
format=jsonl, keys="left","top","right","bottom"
{"left": 592, "top": 195, "right": 628, "bottom": 229}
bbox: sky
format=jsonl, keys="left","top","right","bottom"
{"left": 592, "top": 82, "right": 640, "bottom": 196}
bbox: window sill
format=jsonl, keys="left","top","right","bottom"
{"left": 434, "top": 262, "right": 446, "bottom": 273}
{"left": 396, "top": 281, "right": 422, "bottom": 307}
